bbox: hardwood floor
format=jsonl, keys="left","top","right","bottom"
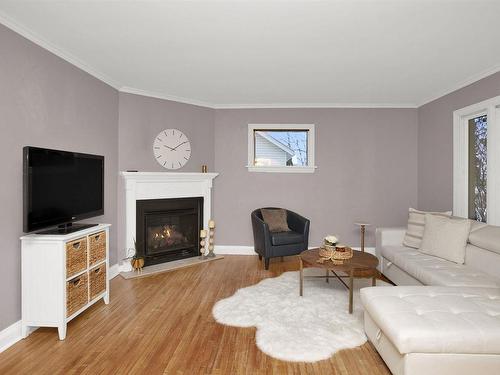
{"left": 0, "top": 255, "right": 390, "bottom": 375}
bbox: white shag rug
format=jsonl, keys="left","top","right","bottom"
{"left": 212, "top": 270, "right": 389, "bottom": 362}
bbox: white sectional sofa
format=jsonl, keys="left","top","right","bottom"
{"left": 361, "top": 221, "right": 500, "bottom": 375}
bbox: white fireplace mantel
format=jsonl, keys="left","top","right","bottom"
{"left": 120, "top": 171, "right": 218, "bottom": 270}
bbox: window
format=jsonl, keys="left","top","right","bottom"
{"left": 247, "top": 124, "right": 316, "bottom": 173}
{"left": 453, "top": 95, "right": 500, "bottom": 225}
{"left": 468, "top": 115, "right": 487, "bottom": 222}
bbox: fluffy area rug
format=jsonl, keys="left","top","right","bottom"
{"left": 212, "top": 270, "right": 389, "bottom": 362}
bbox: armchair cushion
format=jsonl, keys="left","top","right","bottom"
{"left": 261, "top": 208, "right": 291, "bottom": 232}
{"left": 270, "top": 231, "right": 304, "bottom": 246}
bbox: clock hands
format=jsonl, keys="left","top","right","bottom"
{"left": 171, "top": 141, "right": 189, "bottom": 150}
{"left": 163, "top": 145, "right": 175, "bottom": 151}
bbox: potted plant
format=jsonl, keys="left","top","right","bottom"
{"left": 125, "top": 239, "right": 145, "bottom": 272}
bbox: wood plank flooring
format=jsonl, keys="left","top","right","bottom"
{"left": 0, "top": 255, "right": 390, "bottom": 374}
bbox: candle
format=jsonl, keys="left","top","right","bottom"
{"left": 208, "top": 219, "right": 215, "bottom": 228}
{"left": 200, "top": 229, "right": 207, "bottom": 238}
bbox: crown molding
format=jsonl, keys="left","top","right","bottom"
{"left": 119, "top": 86, "right": 215, "bottom": 108}
{"left": 417, "top": 63, "right": 500, "bottom": 108}
{"left": 0, "top": 10, "right": 121, "bottom": 90}
{"left": 212, "top": 102, "right": 417, "bottom": 109}
{"left": 120, "top": 87, "right": 418, "bottom": 109}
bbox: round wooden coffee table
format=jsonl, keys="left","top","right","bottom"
{"left": 299, "top": 248, "right": 379, "bottom": 314}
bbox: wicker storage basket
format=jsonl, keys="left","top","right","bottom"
{"left": 66, "top": 237, "right": 88, "bottom": 278}
{"left": 89, "top": 264, "right": 106, "bottom": 300}
{"left": 66, "top": 273, "right": 88, "bottom": 317}
{"left": 89, "top": 231, "right": 106, "bottom": 266}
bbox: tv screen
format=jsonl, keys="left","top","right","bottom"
{"left": 23, "top": 147, "right": 104, "bottom": 232}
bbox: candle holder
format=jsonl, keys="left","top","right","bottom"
{"left": 207, "top": 220, "right": 216, "bottom": 258}
{"left": 200, "top": 229, "right": 208, "bottom": 259}
{"left": 354, "top": 222, "right": 370, "bottom": 252}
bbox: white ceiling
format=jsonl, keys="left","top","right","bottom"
{"left": 1, "top": 1, "right": 500, "bottom": 108}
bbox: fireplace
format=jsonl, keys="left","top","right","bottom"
{"left": 136, "top": 197, "right": 203, "bottom": 266}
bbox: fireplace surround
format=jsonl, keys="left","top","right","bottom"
{"left": 136, "top": 197, "right": 203, "bottom": 266}
{"left": 121, "top": 172, "right": 218, "bottom": 271}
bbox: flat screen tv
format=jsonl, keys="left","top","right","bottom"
{"left": 23, "top": 146, "right": 104, "bottom": 233}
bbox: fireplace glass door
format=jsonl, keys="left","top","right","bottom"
{"left": 146, "top": 209, "right": 197, "bottom": 256}
{"left": 136, "top": 197, "right": 203, "bottom": 266}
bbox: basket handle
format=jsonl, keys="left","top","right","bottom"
{"left": 94, "top": 235, "right": 100, "bottom": 241}
{"left": 94, "top": 267, "right": 102, "bottom": 274}
{"left": 72, "top": 241, "right": 81, "bottom": 250}
{"left": 72, "top": 277, "right": 82, "bottom": 286}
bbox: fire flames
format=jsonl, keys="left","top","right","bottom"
{"left": 149, "top": 225, "right": 188, "bottom": 249}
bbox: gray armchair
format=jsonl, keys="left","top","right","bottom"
{"left": 251, "top": 208, "right": 310, "bottom": 270}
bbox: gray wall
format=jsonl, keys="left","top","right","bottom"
{"left": 417, "top": 71, "right": 500, "bottom": 211}
{"left": 213, "top": 108, "right": 419, "bottom": 248}
{"left": 116, "top": 96, "right": 418, "bottom": 251}
{"left": 0, "top": 24, "right": 118, "bottom": 331}
{"left": 118, "top": 93, "right": 215, "bottom": 172}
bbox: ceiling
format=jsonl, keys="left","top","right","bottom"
{"left": 1, "top": 0, "right": 500, "bottom": 108}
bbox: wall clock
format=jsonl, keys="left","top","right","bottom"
{"left": 153, "top": 129, "right": 191, "bottom": 170}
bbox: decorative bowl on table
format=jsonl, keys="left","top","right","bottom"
{"left": 332, "top": 245, "right": 353, "bottom": 260}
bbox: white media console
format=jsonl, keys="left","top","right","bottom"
{"left": 20, "top": 224, "right": 110, "bottom": 340}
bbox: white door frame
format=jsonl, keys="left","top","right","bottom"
{"left": 453, "top": 95, "right": 500, "bottom": 224}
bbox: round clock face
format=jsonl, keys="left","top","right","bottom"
{"left": 153, "top": 129, "right": 191, "bottom": 170}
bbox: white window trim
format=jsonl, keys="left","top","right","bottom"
{"left": 453, "top": 95, "right": 500, "bottom": 225}
{"left": 247, "top": 124, "right": 317, "bottom": 173}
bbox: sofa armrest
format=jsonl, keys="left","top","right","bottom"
{"left": 376, "top": 227, "right": 406, "bottom": 261}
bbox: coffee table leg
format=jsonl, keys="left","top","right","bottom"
{"left": 326, "top": 269, "right": 329, "bottom": 283}
{"left": 349, "top": 269, "right": 354, "bottom": 314}
{"left": 299, "top": 258, "right": 303, "bottom": 297}
{"left": 372, "top": 275, "right": 377, "bottom": 286}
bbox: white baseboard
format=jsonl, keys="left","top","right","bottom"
{"left": 109, "top": 264, "right": 120, "bottom": 279}
{"left": 0, "top": 321, "right": 37, "bottom": 353}
{"left": 215, "top": 245, "right": 255, "bottom": 255}
{"left": 0, "top": 321, "right": 22, "bottom": 353}
{"left": 352, "top": 246, "right": 375, "bottom": 255}
{"left": 214, "top": 245, "right": 375, "bottom": 256}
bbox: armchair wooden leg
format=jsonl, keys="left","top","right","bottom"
{"left": 258, "top": 255, "right": 262, "bottom": 261}
{"left": 264, "top": 258, "right": 270, "bottom": 270}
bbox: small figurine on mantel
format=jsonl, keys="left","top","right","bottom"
{"left": 199, "top": 219, "right": 217, "bottom": 259}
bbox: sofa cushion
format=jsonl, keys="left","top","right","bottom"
{"left": 361, "top": 286, "right": 500, "bottom": 355}
{"left": 381, "top": 245, "right": 500, "bottom": 288}
{"left": 380, "top": 245, "right": 409, "bottom": 263}
{"left": 261, "top": 208, "right": 291, "bottom": 232}
{"left": 469, "top": 225, "right": 500, "bottom": 255}
{"left": 402, "top": 208, "right": 452, "bottom": 249}
{"left": 419, "top": 215, "right": 471, "bottom": 264}
{"left": 270, "top": 231, "right": 303, "bottom": 246}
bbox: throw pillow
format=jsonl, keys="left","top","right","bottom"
{"left": 402, "top": 208, "right": 452, "bottom": 249}
{"left": 419, "top": 214, "right": 471, "bottom": 264}
{"left": 261, "top": 209, "right": 291, "bottom": 232}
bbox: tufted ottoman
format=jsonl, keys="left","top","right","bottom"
{"left": 360, "top": 286, "right": 500, "bottom": 375}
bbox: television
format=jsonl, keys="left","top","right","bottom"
{"left": 23, "top": 146, "right": 104, "bottom": 233}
